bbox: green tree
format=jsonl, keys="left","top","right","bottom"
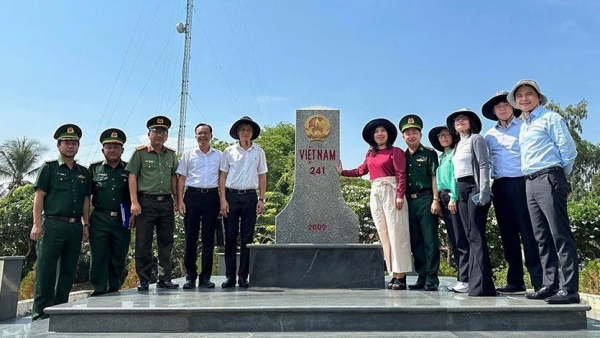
{"left": 546, "top": 100, "right": 600, "bottom": 199}
{"left": 0, "top": 137, "right": 48, "bottom": 197}
{"left": 0, "top": 185, "right": 36, "bottom": 276}
{"left": 255, "top": 122, "right": 295, "bottom": 195}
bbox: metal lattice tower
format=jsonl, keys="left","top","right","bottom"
{"left": 177, "top": 0, "right": 193, "bottom": 155}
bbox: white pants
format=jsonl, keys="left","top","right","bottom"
{"left": 370, "top": 177, "right": 413, "bottom": 274}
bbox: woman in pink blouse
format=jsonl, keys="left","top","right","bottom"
{"left": 337, "top": 118, "right": 413, "bottom": 290}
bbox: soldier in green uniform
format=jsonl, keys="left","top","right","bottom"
{"left": 399, "top": 115, "right": 442, "bottom": 291}
{"left": 89, "top": 128, "right": 132, "bottom": 296}
{"left": 126, "top": 116, "right": 179, "bottom": 291}
{"left": 30, "top": 124, "right": 92, "bottom": 320}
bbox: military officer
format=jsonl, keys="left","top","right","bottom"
{"left": 126, "top": 116, "right": 179, "bottom": 291}
{"left": 30, "top": 124, "right": 92, "bottom": 320}
{"left": 89, "top": 128, "right": 132, "bottom": 296}
{"left": 400, "top": 115, "right": 441, "bottom": 291}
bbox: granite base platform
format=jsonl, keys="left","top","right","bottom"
{"left": 42, "top": 276, "right": 592, "bottom": 333}
{"left": 248, "top": 244, "right": 385, "bottom": 289}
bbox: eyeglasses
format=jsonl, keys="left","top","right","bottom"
{"left": 437, "top": 133, "right": 451, "bottom": 138}
{"left": 454, "top": 116, "right": 469, "bottom": 122}
{"left": 150, "top": 128, "right": 168, "bottom": 135}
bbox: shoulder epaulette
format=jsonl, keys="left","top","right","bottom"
{"left": 44, "top": 159, "right": 58, "bottom": 164}
{"left": 164, "top": 145, "right": 176, "bottom": 152}
{"left": 89, "top": 160, "right": 103, "bottom": 166}
{"left": 136, "top": 145, "right": 147, "bottom": 151}
{"left": 423, "top": 145, "right": 435, "bottom": 151}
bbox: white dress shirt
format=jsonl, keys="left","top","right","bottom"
{"left": 220, "top": 143, "right": 268, "bottom": 189}
{"left": 176, "top": 147, "right": 221, "bottom": 188}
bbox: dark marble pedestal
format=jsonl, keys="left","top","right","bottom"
{"left": 248, "top": 244, "right": 385, "bottom": 288}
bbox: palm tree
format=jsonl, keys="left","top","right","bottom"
{"left": 0, "top": 137, "right": 48, "bottom": 197}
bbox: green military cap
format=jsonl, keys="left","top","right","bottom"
{"left": 54, "top": 124, "right": 82, "bottom": 141}
{"left": 146, "top": 116, "right": 172, "bottom": 130}
{"left": 99, "top": 128, "right": 126, "bottom": 145}
{"left": 399, "top": 114, "right": 423, "bottom": 132}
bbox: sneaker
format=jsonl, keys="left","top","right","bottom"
{"left": 452, "top": 282, "right": 469, "bottom": 293}
{"left": 446, "top": 281, "right": 461, "bottom": 291}
{"left": 496, "top": 284, "right": 526, "bottom": 295}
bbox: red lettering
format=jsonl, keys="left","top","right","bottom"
{"left": 308, "top": 224, "right": 327, "bottom": 231}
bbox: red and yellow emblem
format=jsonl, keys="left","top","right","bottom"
{"left": 157, "top": 118, "right": 164, "bottom": 124}
{"left": 408, "top": 117, "right": 414, "bottom": 124}
{"left": 67, "top": 127, "right": 74, "bottom": 133}
{"left": 304, "top": 114, "right": 331, "bottom": 141}
{"left": 111, "top": 131, "right": 118, "bottom": 138}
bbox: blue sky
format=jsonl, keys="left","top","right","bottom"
{"left": 1, "top": 0, "right": 599, "bottom": 172}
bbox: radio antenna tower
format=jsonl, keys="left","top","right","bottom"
{"left": 176, "top": 0, "right": 193, "bottom": 155}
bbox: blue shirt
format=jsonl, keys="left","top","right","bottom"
{"left": 484, "top": 118, "right": 523, "bottom": 179}
{"left": 519, "top": 106, "right": 577, "bottom": 175}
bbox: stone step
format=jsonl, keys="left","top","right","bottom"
{"left": 43, "top": 276, "right": 591, "bottom": 333}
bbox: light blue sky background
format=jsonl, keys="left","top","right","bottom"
{"left": 1, "top": 0, "right": 599, "bottom": 172}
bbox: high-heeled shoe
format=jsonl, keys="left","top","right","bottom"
{"left": 392, "top": 277, "right": 407, "bottom": 290}
{"left": 387, "top": 277, "right": 397, "bottom": 289}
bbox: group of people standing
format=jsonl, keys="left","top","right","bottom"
{"left": 339, "top": 79, "right": 580, "bottom": 305}
{"left": 29, "top": 115, "right": 267, "bottom": 320}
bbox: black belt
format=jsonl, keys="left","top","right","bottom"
{"left": 187, "top": 187, "right": 218, "bottom": 193}
{"left": 139, "top": 193, "right": 172, "bottom": 202}
{"left": 525, "top": 166, "right": 562, "bottom": 180}
{"left": 408, "top": 190, "right": 432, "bottom": 199}
{"left": 226, "top": 188, "right": 256, "bottom": 194}
{"left": 94, "top": 207, "right": 120, "bottom": 217}
{"left": 45, "top": 215, "right": 81, "bottom": 223}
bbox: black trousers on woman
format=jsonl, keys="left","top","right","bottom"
{"left": 457, "top": 176, "right": 496, "bottom": 297}
{"left": 440, "top": 190, "right": 469, "bottom": 283}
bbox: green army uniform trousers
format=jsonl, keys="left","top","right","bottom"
{"left": 135, "top": 195, "right": 175, "bottom": 282}
{"left": 407, "top": 195, "right": 440, "bottom": 286}
{"left": 89, "top": 211, "right": 131, "bottom": 293}
{"left": 32, "top": 218, "right": 83, "bottom": 320}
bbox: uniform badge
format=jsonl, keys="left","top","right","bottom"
{"left": 111, "top": 131, "right": 118, "bottom": 138}
{"left": 408, "top": 117, "right": 414, "bottom": 124}
{"left": 416, "top": 157, "right": 426, "bottom": 162}
{"left": 157, "top": 118, "right": 164, "bottom": 124}
{"left": 67, "top": 127, "right": 74, "bottom": 133}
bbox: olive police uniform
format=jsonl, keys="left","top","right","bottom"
{"left": 400, "top": 115, "right": 441, "bottom": 288}
{"left": 89, "top": 128, "right": 131, "bottom": 295}
{"left": 32, "top": 124, "right": 91, "bottom": 320}
{"left": 125, "top": 116, "right": 178, "bottom": 286}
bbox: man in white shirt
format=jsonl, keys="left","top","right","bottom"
{"left": 176, "top": 123, "right": 222, "bottom": 289}
{"left": 219, "top": 116, "right": 268, "bottom": 288}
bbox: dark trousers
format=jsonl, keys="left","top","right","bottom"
{"left": 457, "top": 176, "right": 495, "bottom": 296}
{"left": 32, "top": 218, "right": 82, "bottom": 320}
{"left": 89, "top": 210, "right": 131, "bottom": 293}
{"left": 135, "top": 195, "right": 175, "bottom": 282}
{"left": 183, "top": 189, "right": 220, "bottom": 281}
{"left": 492, "top": 176, "right": 542, "bottom": 289}
{"left": 224, "top": 191, "right": 257, "bottom": 279}
{"left": 407, "top": 193, "right": 440, "bottom": 285}
{"left": 526, "top": 170, "right": 578, "bottom": 292}
{"left": 440, "top": 190, "right": 469, "bottom": 283}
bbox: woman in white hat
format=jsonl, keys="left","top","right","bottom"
{"left": 445, "top": 108, "right": 495, "bottom": 297}
{"left": 337, "top": 118, "right": 413, "bottom": 290}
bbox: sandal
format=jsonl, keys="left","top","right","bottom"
{"left": 392, "top": 277, "right": 407, "bottom": 290}
{"left": 387, "top": 277, "right": 397, "bottom": 289}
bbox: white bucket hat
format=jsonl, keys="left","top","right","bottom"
{"left": 507, "top": 79, "right": 548, "bottom": 109}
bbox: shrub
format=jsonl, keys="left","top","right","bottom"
{"left": 19, "top": 265, "right": 36, "bottom": 301}
{"left": 580, "top": 259, "right": 600, "bottom": 294}
{"left": 438, "top": 258, "right": 457, "bottom": 277}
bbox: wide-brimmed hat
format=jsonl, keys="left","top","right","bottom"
{"left": 362, "top": 118, "right": 397, "bottom": 145}
{"left": 482, "top": 91, "right": 522, "bottom": 121}
{"left": 446, "top": 108, "right": 482, "bottom": 134}
{"left": 229, "top": 116, "right": 261, "bottom": 140}
{"left": 399, "top": 114, "right": 423, "bottom": 132}
{"left": 54, "top": 124, "right": 82, "bottom": 141}
{"left": 99, "top": 128, "right": 126, "bottom": 145}
{"left": 507, "top": 79, "right": 548, "bottom": 109}
{"left": 428, "top": 126, "right": 454, "bottom": 152}
{"left": 147, "top": 116, "right": 172, "bottom": 130}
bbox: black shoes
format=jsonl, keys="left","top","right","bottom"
{"left": 222, "top": 278, "right": 236, "bottom": 288}
{"left": 183, "top": 280, "right": 196, "bottom": 289}
{"left": 423, "top": 282, "right": 438, "bottom": 291}
{"left": 392, "top": 277, "right": 407, "bottom": 290}
{"left": 157, "top": 280, "right": 179, "bottom": 289}
{"left": 525, "top": 286, "right": 557, "bottom": 300}
{"left": 387, "top": 277, "right": 397, "bottom": 290}
{"left": 408, "top": 281, "right": 426, "bottom": 290}
{"left": 545, "top": 290, "right": 580, "bottom": 304}
{"left": 496, "top": 284, "right": 526, "bottom": 295}
{"left": 137, "top": 280, "right": 149, "bottom": 292}
{"left": 238, "top": 278, "right": 249, "bottom": 288}
{"left": 199, "top": 279, "right": 216, "bottom": 288}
